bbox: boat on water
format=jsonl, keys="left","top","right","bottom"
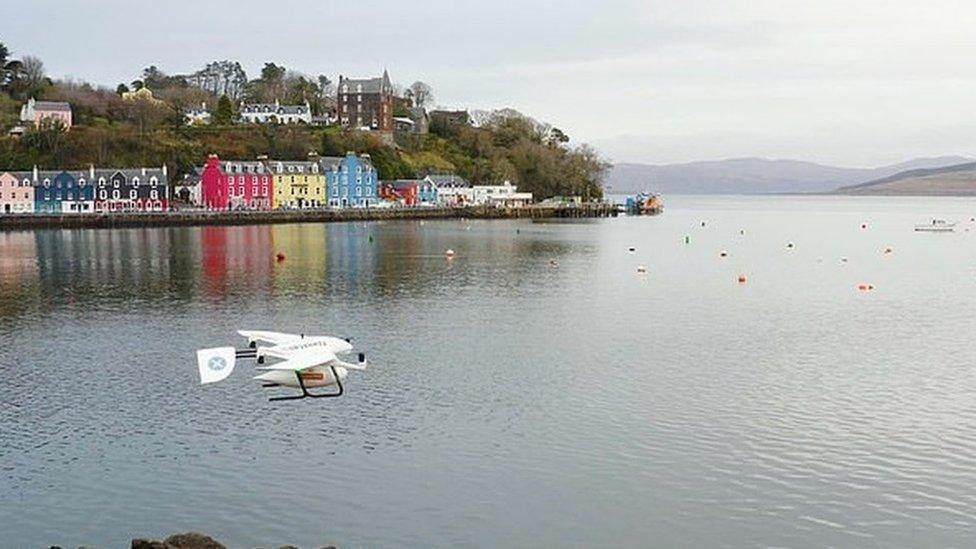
{"left": 624, "top": 192, "right": 663, "bottom": 215}
{"left": 915, "top": 219, "right": 956, "bottom": 232}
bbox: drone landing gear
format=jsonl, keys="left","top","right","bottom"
{"left": 268, "top": 365, "right": 344, "bottom": 402}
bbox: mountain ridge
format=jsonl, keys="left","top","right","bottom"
{"left": 607, "top": 156, "right": 973, "bottom": 195}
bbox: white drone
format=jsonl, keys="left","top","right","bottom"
{"left": 197, "top": 330, "right": 368, "bottom": 401}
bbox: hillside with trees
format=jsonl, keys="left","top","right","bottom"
{"left": 0, "top": 42, "right": 606, "bottom": 200}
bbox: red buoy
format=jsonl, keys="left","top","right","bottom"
{"left": 857, "top": 283, "right": 874, "bottom": 291}
{"left": 275, "top": 252, "right": 286, "bottom": 262}
{"left": 737, "top": 275, "right": 748, "bottom": 284}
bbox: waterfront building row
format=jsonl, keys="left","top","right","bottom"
{"left": 0, "top": 166, "right": 169, "bottom": 214}
{"left": 198, "top": 152, "right": 380, "bottom": 211}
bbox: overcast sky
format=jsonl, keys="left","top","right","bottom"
{"left": 5, "top": 0, "right": 976, "bottom": 167}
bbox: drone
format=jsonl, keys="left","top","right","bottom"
{"left": 197, "top": 330, "right": 368, "bottom": 401}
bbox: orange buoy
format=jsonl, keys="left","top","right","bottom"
{"left": 275, "top": 252, "right": 286, "bottom": 262}
{"left": 737, "top": 275, "right": 748, "bottom": 284}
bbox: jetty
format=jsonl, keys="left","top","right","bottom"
{"left": 0, "top": 203, "right": 619, "bottom": 231}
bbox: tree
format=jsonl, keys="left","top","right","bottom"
{"left": 130, "top": 79, "right": 144, "bottom": 91}
{"left": 116, "top": 83, "right": 130, "bottom": 95}
{"left": 406, "top": 81, "right": 434, "bottom": 108}
{"left": 142, "top": 65, "right": 167, "bottom": 88}
{"left": 547, "top": 127, "right": 570, "bottom": 146}
{"left": 187, "top": 60, "right": 248, "bottom": 100}
{"left": 213, "top": 94, "right": 234, "bottom": 125}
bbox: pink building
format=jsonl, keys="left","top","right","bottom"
{"left": 20, "top": 98, "right": 72, "bottom": 129}
{"left": 0, "top": 172, "right": 34, "bottom": 214}
{"left": 200, "top": 155, "right": 273, "bottom": 210}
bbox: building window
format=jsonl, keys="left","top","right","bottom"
{"left": 150, "top": 190, "right": 158, "bottom": 199}
{"left": 150, "top": 177, "right": 158, "bottom": 187}
{"left": 113, "top": 190, "right": 120, "bottom": 199}
{"left": 130, "top": 189, "right": 137, "bottom": 199}
{"left": 133, "top": 177, "right": 140, "bottom": 186}
{"left": 79, "top": 178, "right": 86, "bottom": 187}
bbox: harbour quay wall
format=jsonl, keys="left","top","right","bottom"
{"left": 0, "top": 203, "right": 618, "bottom": 231}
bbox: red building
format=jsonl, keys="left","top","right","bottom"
{"left": 200, "top": 155, "right": 273, "bottom": 211}
{"left": 379, "top": 180, "right": 419, "bottom": 206}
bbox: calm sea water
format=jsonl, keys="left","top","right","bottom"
{"left": 3, "top": 195, "right": 976, "bottom": 548}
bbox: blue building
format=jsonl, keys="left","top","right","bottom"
{"left": 418, "top": 178, "right": 438, "bottom": 204}
{"left": 25, "top": 168, "right": 95, "bottom": 213}
{"left": 321, "top": 152, "right": 378, "bottom": 208}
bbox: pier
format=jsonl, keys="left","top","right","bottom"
{"left": 0, "top": 203, "right": 620, "bottom": 231}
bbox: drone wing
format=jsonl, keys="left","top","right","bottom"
{"left": 197, "top": 347, "right": 236, "bottom": 384}
{"left": 257, "top": 347, "right": 338, "bottom": 372}
{"left": 238, "top": 330, "right": 302, "bottom": 347}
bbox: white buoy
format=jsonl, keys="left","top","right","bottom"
{"left": 636, "top": 265, "right": 648, "bottom": 274}
{"left": 445, "top": 249, "right": 456, "bottom": 258}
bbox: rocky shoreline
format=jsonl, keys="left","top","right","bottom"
{"left": 52, "top": 531, "right": 336, "bottom": 549}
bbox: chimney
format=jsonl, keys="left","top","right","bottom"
{"left": 89, "top": 164, "right": 95, "bottom": 179}
{"left": 33, "top": 165, "right": 38, "bottom": 181}
{"left": 162, "top": 164, "right": 168, "bottom": 177}
{"left": 142, "top": 167, "right": 147, "bottom": 176}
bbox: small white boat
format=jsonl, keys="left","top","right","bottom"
{"left": 915, "top": 219, "right": 956, "bottom": 232}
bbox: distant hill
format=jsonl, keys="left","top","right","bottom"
{"left": 837, "top": 162, "right": 976, "bottom": 195}
{"left": 606, "top": 156, "right": 973, "bottom": 195}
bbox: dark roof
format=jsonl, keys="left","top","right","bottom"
{"left": 264, "top": 160, "right": 321, "bottom": 174}
{"left": 32, "top": 101, "right": 71, "bottom": 112}
{"left": 426, "top": 174, "right": 470, "bottom": 188}
{"left": 241, "top": 103, "right": 308, "bottom": 115}
{"left": 92, "top": 168, "right": 167, "bottom": 183}
{"left": 339, "top": 70, "right": 392, "bottom": 95}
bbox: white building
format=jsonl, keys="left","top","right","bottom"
{"left": 185, "top": 103, "right": 212, "bottom": 125}
{"left": 471, "top": 181, "right": 533, "bottom": 207}
{"left": 239, "top": 100, "right": 312, "bottom": 124}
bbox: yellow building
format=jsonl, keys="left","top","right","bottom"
{"left": 267, "top": 160, "right": 326, "bottom": 209}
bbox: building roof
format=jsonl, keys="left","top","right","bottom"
{"left": 339, "top": 70, "right": 392, "bottom": 95}
{"left": 92, "top": 168, "right": 167, "bottom": 181}
{"left": 240, "top": 102, "right": 309, "bottom": 115}
{"left": 264, "top": 160, "right": 321, "bottom": 174}
{"left": 221, "top": 160, "right": 267, "bottom": 174}
{"left": 31, "top": 101, "right": 71, "bottom": 112}
{"left": 425, "top": 174, "right": 470, "bottom": 188}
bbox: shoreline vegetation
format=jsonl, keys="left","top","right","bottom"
{"left": 0, "top": 203, "right": 619, "bottom": 231}
{"left": 0, "top": 43, "right": 608, "bottom": 204}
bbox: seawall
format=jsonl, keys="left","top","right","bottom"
{"left": 0, "top": 203, "right": 618, "bottom": 231}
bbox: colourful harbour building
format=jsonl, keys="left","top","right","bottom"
{"left": 0, "top": 171, "right": 35, "bottom": 213}
{"left": 322, "top": 152, "right": 378, "bottom": 208}
{"left": 268, "top": 160, "right": 325, "bottom": 209}
{"left": 92, "top": 166, "right": 168, "bottom": 212}
{"left": 199, "top": 155, "right": 273, "bottom": 210}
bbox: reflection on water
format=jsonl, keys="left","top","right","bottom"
{"left": 3, "top": 197, "right": 976, "bottom": 547}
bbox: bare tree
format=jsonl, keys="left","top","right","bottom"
{"left": 406, "top": 81, "right": 434, "bottom": 108}
{"left": 20, "top": 56, "right": 46, "bottom": 88}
